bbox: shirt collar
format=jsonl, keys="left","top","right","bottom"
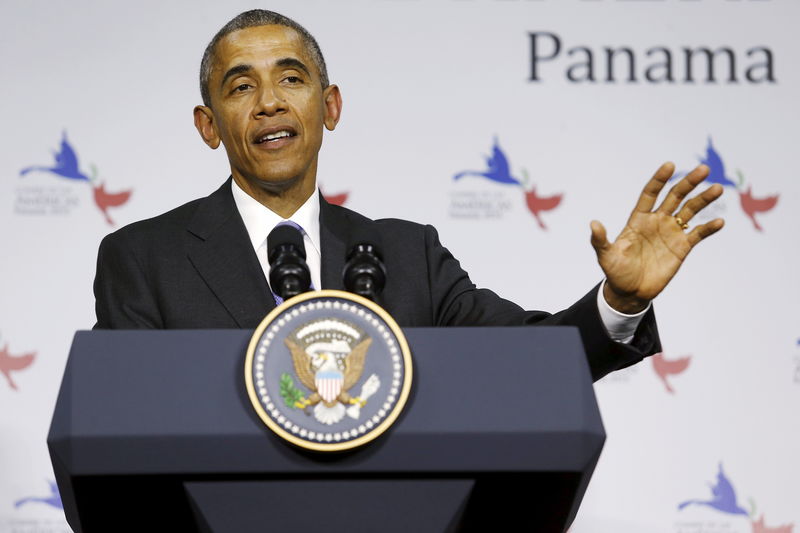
{"left": 230, "top": 178, "right": 321, "bottom": 257}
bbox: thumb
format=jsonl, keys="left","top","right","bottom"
{"left": 590, "top": 220, "right": 610, "bottom": 255}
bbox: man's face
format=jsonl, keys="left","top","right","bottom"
{"left": 195, "top": 25, "right": 340, "bottom": 192}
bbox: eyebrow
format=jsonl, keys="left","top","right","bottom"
{"left": 275, "top": 57, "right": 311, "bottom": 77}
{"left": 220, "top": 64, "right": 253, "bottom": 88}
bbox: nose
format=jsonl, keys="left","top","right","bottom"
{"left": 254, "top": 84, "right": 286, "bottom": 117}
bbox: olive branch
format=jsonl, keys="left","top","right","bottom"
{"left": 279, "top": 373, "right": 306, "bottom": 409}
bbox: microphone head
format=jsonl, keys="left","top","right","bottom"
{"left": 267, "top": 223, "right": 307, "bottom": 263}
{"left": 346, "top": 225, "right": 383, "bottom": 261}
{"left": 343, "top": 224, "right": 386, "bottom": 301}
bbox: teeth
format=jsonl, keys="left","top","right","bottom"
{"left": 262, "top": 130, "right": 292, "bottom": 142}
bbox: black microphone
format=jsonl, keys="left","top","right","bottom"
{"left": 267, "top": 224, "right": 312, "bottom": 301}
{"left": 343, "top": 226, "right": 386, "bottom": 302}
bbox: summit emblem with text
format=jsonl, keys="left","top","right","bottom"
{"left": 18, "top": 131, "right": 132, "bottom": 225}
{"left": 451, "top": 137, "right": 563, "bottom": 228}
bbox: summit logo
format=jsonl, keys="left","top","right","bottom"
{"left": 676, "top": 463, "right": 794, "bottom": 533}
{"left": 677, "top": 137, "right": 778, "bottom": 232}
{"left": 450, "top": 138, "right": 563, "bottom": 228}
{"left": 18, "top": 131, "right": 132, "bottom": 225}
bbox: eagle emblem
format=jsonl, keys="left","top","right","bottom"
{"left": 282, "top": 319, "right": 381, "bottom": 425}
{"left": 245, "top": 291, "right": 412, "bottom": 451}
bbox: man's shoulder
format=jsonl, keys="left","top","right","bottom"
{"left": 323, "top": 201, "right": 432, "bottom": 237}
{"left": 101, "top": 196, "right": 203, "bottom": 244}
{"left": 99, "top": 179, "right": 234, "bottom": 252}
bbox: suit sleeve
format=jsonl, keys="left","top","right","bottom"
{"left": 93, "top": 231, "right": 164, "bottom": 329}
{"left": 423, "top": 224, "right": 661, "bottom": 381}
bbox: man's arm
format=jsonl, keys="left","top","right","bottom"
{"left": 422, "top": 162, "right": 722, "bottom": 380}
{"left": 421, "top": 224, "right": 660, "bottom": 381}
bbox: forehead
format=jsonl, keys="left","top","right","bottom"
{"left": 212, "top": 24, "right": 318, "bottom": 78}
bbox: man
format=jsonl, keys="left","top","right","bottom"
{"left": 93, "top": 10, "right": 724, "bottom": 381}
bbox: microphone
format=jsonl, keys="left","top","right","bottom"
{"left": 267, "top": 223, "right": 312, "bottom": 301}
{"left": 343, "top": 226, "right": 386, "bottom": 302}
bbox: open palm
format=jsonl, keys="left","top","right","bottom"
{"left": 591, "top": 163, "right": 725, "bottom": 313}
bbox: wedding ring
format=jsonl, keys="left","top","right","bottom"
{"left": 675, "top": 216, "right": 689, "bottom": 230}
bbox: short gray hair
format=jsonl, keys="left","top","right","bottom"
{"left": 199, "top": 10, "right": 329, "bottom": 107}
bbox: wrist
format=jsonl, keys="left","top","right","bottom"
{"left": 602, "top": 282, "right": 650, "bottom": 314}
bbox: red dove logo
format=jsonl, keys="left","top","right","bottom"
{"left": 320, "top": 187, "right": 349, "bottom": 206}
{"left": 93, "top": 182, "right": 133, "bottom": 225}
{"left": 651, "top": 352, "right": 690, "bottom": 394}
{"left": 0, "top": 343, "right": 36, "bottom": 391}
{"left": 752, "top": 515, "right": 795, "bottom": 533}
{"left": 524, "top": 186, "right": 563, "bottom": 230}
{"left": 739, "top": 186, "right": 779, "bottom": 232}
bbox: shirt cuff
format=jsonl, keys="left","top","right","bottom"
{"left": 596, "top": 280, "right": 651, "bottom": 344}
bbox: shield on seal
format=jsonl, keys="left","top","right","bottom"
{"left": 315, "top": 369, "right": 344, "bottom": 403}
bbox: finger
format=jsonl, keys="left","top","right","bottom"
{"left": 634, "top": 162, "right": 675, "bottom": 213}
{"left": 674, "top": 183, "right": 724, "bottom": 224}
{"left": 590, "top": 220, "right": 611, "bottom": 255}
{"left": 687, "top": 218, "right": 725, "bottom": 247}
{"left": 656, "top": 164, "right": 710, "bottom": 214}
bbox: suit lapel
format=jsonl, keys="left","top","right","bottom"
{"left": 319, "top": 192, "right": 348, "bottom": 290}
{"left": 186, "top": 179, "right": 275, "bottom": 328}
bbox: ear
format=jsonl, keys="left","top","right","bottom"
{"left": 193, "top": 105, "right": 221, "bottom": 149}
{"left": 322, "top": 85, "right": 342, "bottom": 131}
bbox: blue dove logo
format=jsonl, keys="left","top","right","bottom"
{"left": 678, "top": 463, "right": 750, "bottom": 516}
{"left": 697, "top": 137, "right": 738, "bottom": 188}
{"left": 673, "top": 137, "right": 739, "bottom": 188}
{"left": 20, "top": 132, "right": 92, "bottom": 182}
{"left": 14, "top": 480, "right": 63, "bottom": 510}
{"left": 454, "top": 137, "right": 521, "bottom": 185}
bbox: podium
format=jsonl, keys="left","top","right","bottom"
{"left": 48, "top": 327, "right": 605, "bottom": 532}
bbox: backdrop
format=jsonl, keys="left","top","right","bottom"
{"left": 1, "top": 1, "right": 797, "bottom": 531}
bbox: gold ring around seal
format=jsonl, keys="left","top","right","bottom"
{"left": 675, "top": 216, "right": 689, "bottom": 230}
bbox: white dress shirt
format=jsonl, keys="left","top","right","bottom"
{"left": 231, "top": 179, "right": 646, "bottom": 342}
{"left": 231, "top": 179, "right": 322, "bottom": 291}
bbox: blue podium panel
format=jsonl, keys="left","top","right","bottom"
{"left": 49, "top": 327, "right": 604, "bottom": 532}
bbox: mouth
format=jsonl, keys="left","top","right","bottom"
{"left": 253, "top": 127, "right": 298, "bottom": 146}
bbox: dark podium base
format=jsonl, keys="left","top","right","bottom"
{"left": 66, "top": 472, "right": 583, "bottom": 532}
{"left": 186, "top": 479, "right": 473, "bottom": 533}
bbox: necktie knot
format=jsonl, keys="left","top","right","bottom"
{"left": 277, "top": 219, "right": 305, "bottom": 235}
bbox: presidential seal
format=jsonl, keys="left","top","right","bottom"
{"left": 244, "top": 290, "right": 412, "bottom": 452}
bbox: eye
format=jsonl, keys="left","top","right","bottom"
{"left": 284, "top": 76, "right": 302, "bottom": 84}
{"left": 233, "top": 83, "right": 251, "bottom": 92}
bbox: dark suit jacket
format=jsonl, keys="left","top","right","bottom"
{"left": 94, "top": 179, "right": 660, "bottom": 380}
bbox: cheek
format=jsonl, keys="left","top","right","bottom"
{"left": 296, "top": 95, "right": 326, "bottom": 125}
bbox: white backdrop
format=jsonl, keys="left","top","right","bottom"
{"left": 1, "top": 1, "right": 797, "bottom": 531}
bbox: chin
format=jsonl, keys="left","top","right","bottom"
{"left": 248, "top": 173, "right": 305, "bottom": 194}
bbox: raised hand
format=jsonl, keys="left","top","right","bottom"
{"left": 590, "top": 162, "right": 725, "bottom": 314}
